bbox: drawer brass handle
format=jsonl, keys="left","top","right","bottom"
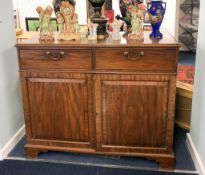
{"left": 138, "top": 51, "right": 145, "bottom": 58}
{"left": 46, "top": 51, "right": 65, "bottom": 61}
{"left": 123, "top": 51, "right": 129, "bottom": 57}
{"left": 123, "top": 51, "right": 144, "bottom": 61}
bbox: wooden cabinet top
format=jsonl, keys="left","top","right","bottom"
{"left": 16, "top": 31, "right": 179, "bottom": 48}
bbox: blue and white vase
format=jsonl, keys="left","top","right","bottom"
{"left": 147, "top": 0, "right": 166, "bottom": 39}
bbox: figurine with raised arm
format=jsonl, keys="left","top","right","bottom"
{"left": 36, "top": 6, "right": 54, "bottom": 41}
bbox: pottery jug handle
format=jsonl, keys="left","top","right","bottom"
{"left": 147, "top": 3, "right": 151, "bottom": 10}
{"left": 162, "top": 2, "right": 166, "bottom": 12}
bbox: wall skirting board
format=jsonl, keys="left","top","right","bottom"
{"left": 0, "top": 125, "right": 25, "bottom": 160}
{"left": 187, "top": 134, "right": 205, "bottom": 175}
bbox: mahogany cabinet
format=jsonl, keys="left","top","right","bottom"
{"left": 16, "top": 32, "right": 179, "bottom": 170}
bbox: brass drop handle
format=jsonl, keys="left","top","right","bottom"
{"left": 123, "top": 51, "right": 144, "bottom": 61}
{"left": 138, "top": 51, "right": 145, "bottom": 58}
{"left": 46, "top": 51, "right": 65, "bottom": 60}
{"left": 46, "top": 51, "right": 51, "bottom": 56}
{"left": 123, "top": 51, "right": 129, "bottom": 57}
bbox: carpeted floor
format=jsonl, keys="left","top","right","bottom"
{"left": 177, "top": 51, "right": 195, "bottom": 85}
{"left": 177, "top": 66, "right": 195, "bottom": 84}
{"left": 0, "top": 159, "right": 199, "bottom": 175}
{"left": 0, "top": 159, "right": 198, "bottom": 175}
{"left": 3, "top": 127, "right": 197, "bottom": 175}
{"left": 178, "top": 51, "right": 196, "bottom": 66}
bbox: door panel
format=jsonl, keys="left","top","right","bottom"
{"left": 95, "top": 75, "right": 174, "bottom": 153}
{"left": 23, "top": 72, "right": 95, "bottom": 148}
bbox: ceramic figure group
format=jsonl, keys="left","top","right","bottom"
{"left": 128, "top": 3, "right": 146, "bottom": 41}
{"left": 36, "top": 6, "right": 54, "bottom": 41}
{"left": 116, "top": 0, "right": 166, "bottom": 40}
{"left": 119, "top": 0, "right": 146, "bottom": 41}
{"left": 55, "top": 1, "right": 80, "bottom": 41}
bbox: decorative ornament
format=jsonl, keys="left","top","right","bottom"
{"left": 111, "top": 20, "right": 121, "bottom": 41}
{"left": 87, "top": 20, "right": 98, "bottom": 40}
{"left": 116, "top": 0, "right": 144, "bottom": 32}
{"left": 116, "top": 0, "right": 146, "bottom": 40}
{"left": 53, "top": 0, "right": 80, "bottom": 41}
{"left": 147, "top": 0, "right": 166, "bottom": 39}
{"left": 36, "top": 6, "right": 54, "bottom": 41}
{"left": 127, "top": 3, "right": 146, "bottom": 41}
{"left": 88, "top": 0, "right": 109, "bottom": 40}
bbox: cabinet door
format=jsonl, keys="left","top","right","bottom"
{"left": 21, "top": 72, "right": 95, "bottom": 149}
{"left": 95, "top": 74, "right": 176, "bottom": 154}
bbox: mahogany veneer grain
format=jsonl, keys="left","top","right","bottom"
{"left": 16, "top": 31, "right": 179, "bottom": 170}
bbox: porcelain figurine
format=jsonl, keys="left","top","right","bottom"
{"left": 127, "top": 3, "right": 146, "bottom": 41}
{"left": 79, "top": 26, "right": 88, "bottom": 41}
{"left": 111, "top": 21, "right": 121, "bottom": 41}
{"left": 36, "top": 6, "right": 54, "bottom": 41}
{"left": 147, "top": 0, "right": 166, "bottom": 39}
{"left": 54, "top": 0, "right": 80, "bottom": 41}
{"left": 87, "top": 20, "right": 98, "bottom": 41}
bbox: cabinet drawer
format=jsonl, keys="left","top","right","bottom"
{"left": 95, "top": 48, "right": 177, "bottom": 73}
{"left": 19, "top": 49, "right": 92, "bottom": 70}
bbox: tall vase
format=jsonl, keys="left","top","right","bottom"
{"left": 147, "top": 0, "right": 166, "bottom": 39}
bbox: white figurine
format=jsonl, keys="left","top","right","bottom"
{"left": 112, "top": 20, "right": 121, "bottom": 41}
{"left": 88, "top": 20, "right": 98, "bottom": 41}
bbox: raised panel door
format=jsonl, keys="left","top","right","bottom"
{"left": 95, "top": 74, "right": 176, "bottom": 154}
{"left": 21, "top": 72, "right": 95, "bottom": 149}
